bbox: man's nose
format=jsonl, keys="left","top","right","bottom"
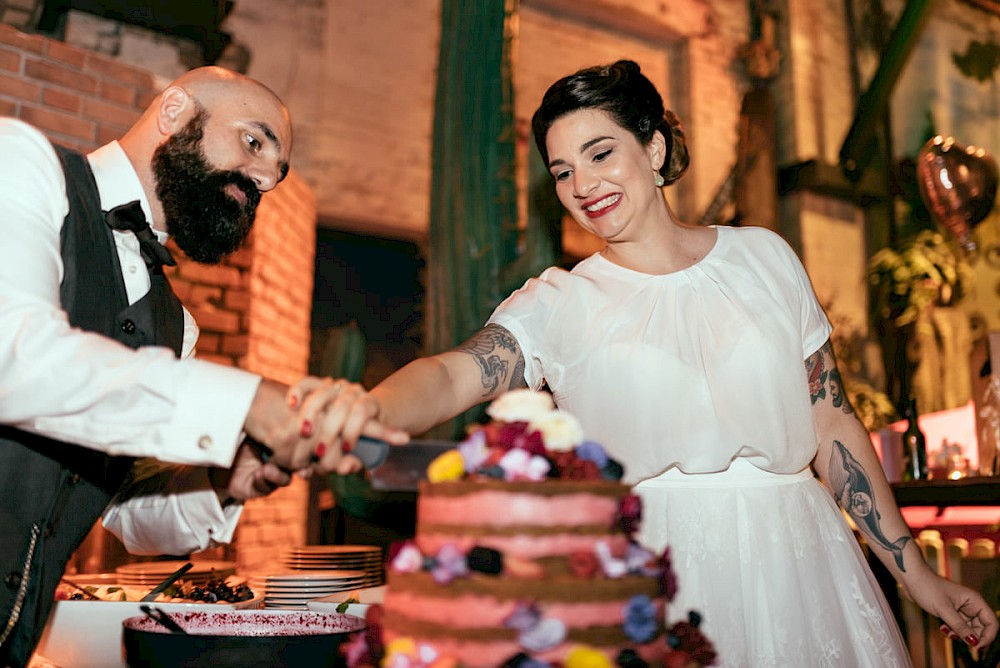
{"left": 246, "top": 161, "right": 281, "bottom": 192}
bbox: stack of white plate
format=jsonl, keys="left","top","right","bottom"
{"left": 250, "top": 570, "right": 369, "bottom": 610}
{"left": 115, "top": 560, "right": 236, "bottom": 587}
{"left": 280, "top": 545, "right": 384, "bottom": 586}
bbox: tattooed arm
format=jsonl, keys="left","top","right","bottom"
{"left": 809, "top": 339, "right": 997, "bottom": 651}
{"left": 369, "top": 324, "right": 527, "bottom": 435}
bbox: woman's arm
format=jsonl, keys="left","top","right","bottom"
{"left": 809, "top": 339, "right": 997, "bottom": 651}
{"left": 371, "top": 324, "right": 528, "bottom": 435}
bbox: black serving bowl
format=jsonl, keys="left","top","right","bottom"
{"left": 122, "top": 609, "right": 366, "bottom": 668}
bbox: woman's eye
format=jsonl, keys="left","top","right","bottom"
{"left": 594, "top": 149, "right": 612, "bottom": 162}
{"left": 554, "top": 170, "right": 572, "bottom": 182}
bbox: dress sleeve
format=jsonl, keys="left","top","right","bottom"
{"left": 486, "top": 267, "right": 564, "bottom": 390}
{"left": 772, "top": 233, "right": 833, "bottom": 357}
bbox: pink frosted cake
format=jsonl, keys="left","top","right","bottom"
{"left": 370, "top": 390, "right": 717, "bottom": 668}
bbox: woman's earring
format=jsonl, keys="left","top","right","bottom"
{"left": 654, "top": 172, "right": 665, "bottom": 188}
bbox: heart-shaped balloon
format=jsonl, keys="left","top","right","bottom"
{"left": 916, "top": 135, "right": 999, "bottom": 250}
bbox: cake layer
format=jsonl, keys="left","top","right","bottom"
{"left": 415, "top": 532, "right": 631, "bottom": 561}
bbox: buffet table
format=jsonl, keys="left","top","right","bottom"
{"left": 892, "top": 476, "right": 1000, "bottom": 508}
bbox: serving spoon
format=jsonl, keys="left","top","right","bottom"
{"left": 140, "top": 561, "right": 193, "bottom": 602}
{"left": 139, "top": 604, "right": 190, "bottom": 635}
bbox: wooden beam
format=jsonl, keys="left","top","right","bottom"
{"left": 778, "top": 159, "right": 887, "bottom": 204}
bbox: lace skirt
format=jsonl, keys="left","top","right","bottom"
{"left": 634, "top": 459, "right": 912, "bottom": 668}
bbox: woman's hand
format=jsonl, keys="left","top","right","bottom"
{"left": 287, "top": 377, "right": 409, "bottom": 478}
{"left": 906, "top": 570, "right": 998, "bottom": 652}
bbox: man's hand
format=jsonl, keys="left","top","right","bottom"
{"left": 209, "top": 441, "right": 293, "bottom": 503}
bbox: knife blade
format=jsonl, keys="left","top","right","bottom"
{"left": 245, "top": 436, "right": 455, "bottom": 491}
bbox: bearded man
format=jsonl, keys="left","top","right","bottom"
{"left": 0, "top": 67, "right": 407, "bottom": 666}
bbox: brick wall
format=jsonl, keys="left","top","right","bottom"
{"left": 0, "top": 23, "right": 317, "bottom": 572}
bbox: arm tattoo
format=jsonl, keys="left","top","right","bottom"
{"left": 805, "top": 341, "right": 854, "bottom": 415}
{"left": 828, "top": 440, "right": 911, "bottom": 571}
{"left": 456, "top": 325, "right": 524, "bottom": 396}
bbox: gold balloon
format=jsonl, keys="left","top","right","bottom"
{"left": 916, "top": 136, "right": 999, "bottom": 250}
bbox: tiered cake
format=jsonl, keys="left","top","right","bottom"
{"left": 368, "top": 390, "right": 716, "bottom": 668}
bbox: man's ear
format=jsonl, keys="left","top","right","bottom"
{"left": 155, "top": 86, "right": 195, "bottom": 136}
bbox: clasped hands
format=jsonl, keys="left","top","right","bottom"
{"left": 217, "top": 376, "right": 408, "bottom": 503}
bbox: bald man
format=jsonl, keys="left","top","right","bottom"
{"left": 0, "top": 67, "right": 406, "bottom": 666}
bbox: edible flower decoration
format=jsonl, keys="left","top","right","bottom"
{"left": 594, "top": 541, "right": 657, "bottom": 579}
{"left": 615, "top": 494, "right": 643, "bottom": 535}
{"left": 503, "top": 601, "right": 568, "bottom": 652}
{"left": 665, "top": 611, "right": 718, "bottom": 667}
{"left": 660, "top": 546, "right": 678, "bottom": 601}
{"left": 487, "top": 388, "right": 555, "bottom": 422}
{"left": 425, "top": 390, "right": 626, "bottom": 484}
{"left": 565, "top": 646, "right": 615, "bottom": 668}
{"left": 622, "top": 595, "right": 658, "bottom": 643}
{"left": 381, "top": 637, "right": 456, "bottom": 668}
{"left": 390, "top": 542, "right": 543, "bottom": 582}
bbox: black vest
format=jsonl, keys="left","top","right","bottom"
{"left": 0, "top": 146, "right": 184, "bottom": 667}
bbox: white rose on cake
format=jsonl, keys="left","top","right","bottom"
{"left": 529, "top": 409, "right": 584, "bottom": 452}
{"left": 486, "top": 388, "right": 555, "bottom": 423}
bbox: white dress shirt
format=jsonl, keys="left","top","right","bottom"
{"left": 0, "top": 117, "right": 259, "bottom": 554}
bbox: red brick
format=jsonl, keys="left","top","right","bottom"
{"left": 188, "top": 306, "right": 240, "bottom": 334}
{"left": 194, "top": 352, "right": 233, "bottom": 366}
{"left": 19, "top": 105, "right": 95, "bottom": 142}
{"left": 42, "top": 87, "right": 81, "bottom": 113}
{"left": 179, "top": 263, "right": 243, "bottom": 288}
{"left": 0, "top": 48, "right": 21, "bottom": 73}
{"left": 224, "top": 289, "right": 251, "bottom": 311}
{"left": 0, "top": 98, "right": 16, "bottom": 116}
{"left": 135, "top": 88, "right": 158, "bottom": 109}
{"left": 195, "top": 332, "right": 221, "bottom": 353}
{"left": 84, "top": 54, "right": 154, "bottom": 88}
{"left": 0, "top": 25, "right": 44, "bottom": 54}
{"left": 221, "top": 334, "right": 249, "bottom": 356}
{"left": 189, "top": 285, "right": 223, "bottom": 305}
{"left": 0, "top": 73, "right": 40, "bottom": 102}
{"left": 24, "top": 59, "right": 97, "bottom": 94}
{"left": 99, "top": 80, "right": 136, "bottom": 107}
{"left": 82, "top": 97, "right": 140, "bottom": 128}
{"left": 227, "top": 247, "right": 253, "bottom": 269}
{"left": 45, "top": 40, "right": 87, "bottom": 69}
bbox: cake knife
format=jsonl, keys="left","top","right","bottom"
{"left": 246, "top": 436, "right": 453, "bottom": 491}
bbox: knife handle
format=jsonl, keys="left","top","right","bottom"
{"left": 244, "top": 435, "right": 390, "bottom": 470}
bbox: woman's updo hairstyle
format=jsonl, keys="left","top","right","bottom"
{"left": 531, "top": 60, "right": 689, "bottom": 186}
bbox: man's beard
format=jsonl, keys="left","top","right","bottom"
{"left": 152, "top": 111, "right": 261, "bottom": 264}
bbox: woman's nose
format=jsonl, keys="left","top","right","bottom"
{"left": 574, "top": 170, "right": 598, "bottom": 198}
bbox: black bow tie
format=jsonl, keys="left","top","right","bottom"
{"left": 104, "top": 200, "right": 177, "bottom": 269}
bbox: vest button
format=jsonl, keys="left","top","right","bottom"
{"left": 4, "top": 572, "right": 21, "bottom": 589}
{"left": 121, "top": 319, "right": 136, "bottom": 334}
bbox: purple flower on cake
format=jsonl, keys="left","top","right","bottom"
{"left": 529, "top": 409, "right": 584, "bottom": 452}
{"left": 519, "top": 617, "right": 568, "bottom": 653}
{"left": 595, "top": 541, "right": 628, "bottom": 578}
{"left": 390, "top": 542, "right": 424, "bottom": 574}
{"left": 498, "top": 448, "right": 551, "bottom": 481}
{"left": 503, "top": 602, "right": 542, "bottom": 632}
{"left": 622, "top": 594, "right": 658, "bottom": 643}
{"left": 624, "top": 542, "right": 657, "bottom": 575}
{"left": 575, "top": 440, "right": 609, "bottom": 468}
{"left": 458, "top": 430, "right": 490, "bottom": 471}
{"left": 430, "top": 543, "right": 469, "bottom": 584}
{"left": 487, "top": 388, "right": 555, "bottom": 422}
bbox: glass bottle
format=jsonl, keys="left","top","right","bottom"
{"left": 902, "top": 396, "right": 929, "bottom": 481}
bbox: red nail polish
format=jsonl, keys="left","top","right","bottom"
{"left": 314, "top": 442, "right": 327, "bottom": 458}
{"left": 342, "top": 441, "right": 353, "bottom": 453}
{"left": 300, "top": 420, "right": 313, "bottom": 438}
{"left": 966, "top": 634, "right": 978, "bottom": 646}
{"left": 288, "top": 394, "right": 298, "bottom": 408}
{"left": 939, "top": 624, "right": 951, "bottom": 637}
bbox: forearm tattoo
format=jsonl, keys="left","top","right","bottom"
{"left": 456, "top": 325, "right": 526, "bottom": 395}
{"left": 829, "top": 440, "right": 911, "bottom": 571}
{"left": 805, "top": 342, "right": 854, "bottom": 415}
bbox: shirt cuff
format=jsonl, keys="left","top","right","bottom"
{"left": 165, "top": 360, "right": 262, "bottom": 468}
